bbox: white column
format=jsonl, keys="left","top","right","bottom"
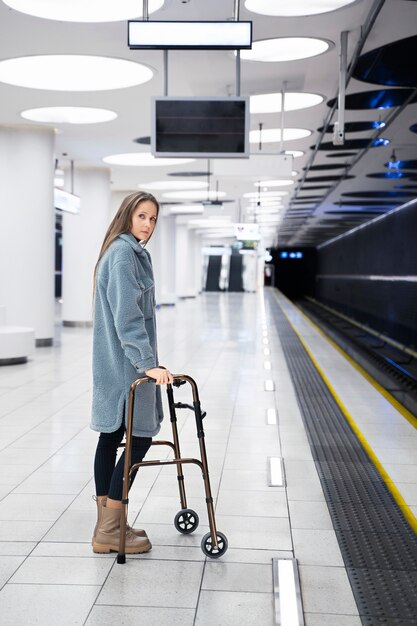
{"left": 175, "top": 219, "right": 199, "bottom": 299}
{"left": 194, "top": 233, "right": 203, "bottom": 294}
{"left": 146, "top": 210, "right": 163, "bottom": 305}
{"left": 148, "top": 211, "right": 176, "bottom": 305}
{"left": 0, "top": 125, "right": 55, "bottom": 344}
{"left": 62, "top": 167, "right": 110, "bottom": 325}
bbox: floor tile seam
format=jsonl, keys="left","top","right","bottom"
{"left": 5, "top": 581, "right": 103, "bottom": 587}
{"left": 0, "top": 358, "right": 93, "bottom": 412}
{"left": 0, "top": 555, "right": 27, "bottom": 592}
{"left": 0, "top": 391, "right": 92, "bottom": 459}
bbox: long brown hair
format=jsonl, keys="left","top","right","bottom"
{"left": 93, "top": 191, "right": 159, "bottom": 293}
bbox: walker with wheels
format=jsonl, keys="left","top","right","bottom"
{"left": 117, "top": 373, "right": 228, "bottom": 564}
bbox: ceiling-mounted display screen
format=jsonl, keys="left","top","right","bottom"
{"left": 128, "top": 21, "right": 252, "bottom": 50}
{"left": 151, "top": 97, "right": 249, "bottom": 158}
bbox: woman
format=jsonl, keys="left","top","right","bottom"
{"left": 90, "top": 191, "right": 173, "bottom": 554}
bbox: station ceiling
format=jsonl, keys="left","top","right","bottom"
{"left": 0, "top": 0, "right": 416, "bottom": 247}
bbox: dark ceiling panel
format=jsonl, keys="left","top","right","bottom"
{"left": 315, "top": 138, "right": 389, "bottom": 150}
{"left": 367, "top": 171, "right": 415, "bottom": 179}
{"left": 305, "top": 164, "right": 348, "bottom": 170}
{"left": 133, "top": 136, "right": 151, "bottom": 144}
{"left": 326, "top": 152, "right": 357, "bottom": 158}
{"left": 302, "top": 185, "right": 332, "bottom": 190}
{"left": 333, "top": 200, "right": 397, "bottom": 206}
{"left": 341, "top": 190, "right": 414, "bottom": 198}
{"left": 305, "top": 175, "right": 355, "bottom": 182}
{"left": 384, "top": 159, "right": 417, "bottom": 169}
{"left": 353, "top": 35, "right": 417, "bottom": 87}
{"left": 317, "top": 121, "right": 385, "bottom": 133}
{"left": 293, "top": 196, "right": 322, "bottom": 200}
{"left": 327, "top": 89, "right": 417, "bottom": 110}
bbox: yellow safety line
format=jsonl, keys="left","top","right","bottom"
{"left": 300, "top": 299, "right": 417, "bottom": 431}
{"left": 271, "top": 289, "right": 417, "bottom": 533}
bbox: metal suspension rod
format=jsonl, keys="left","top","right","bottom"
{"left": 335, "top": 31, "right": 348, "bottom": 145}
{"left": 143, "top": 0, "right": 149, "bottom": 21}
{"left": 289, "top": 0, "right": 386, "bottom": 207}
{"left": 233, "top": 0, "right": 240, "bottom": 21}
{"left": 234, "top": 0, "right": 241, "bottom": 96}
{"left": 280, "top": 83, "right": 286, "bottom": 154}
{"left": 163, "top": 49, "right": 168, "bottom": 96}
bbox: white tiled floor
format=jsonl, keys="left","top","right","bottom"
{"left": 1, "top": 289, "right": 413, "bottom": 625}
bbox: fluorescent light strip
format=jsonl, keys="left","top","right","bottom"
{"left": 263, "top": 337, "right": 269, "bottom": 345}
{"left": 129, "top": 20, "right": 252, "bottom": 49}
{"left": 264, "top": 348, "right": 270, "bottom": 356}
{"left": 266, "top": 408, "right": 277, "bottom": 425}
{"left": 272, "top": 558, "right": 305, "bottom": 626}
{"left": 265, "top": 379, "right": 275, "bottom": 391}
{"left": 264, "top": 361, "right": 272, "bottom": 370}
{"left": 268, "top": 457, "right": 284, "bottom": 486}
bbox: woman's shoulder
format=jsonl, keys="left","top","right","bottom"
{"left": 104, "top": 237, "right": 135, "bottom": 266}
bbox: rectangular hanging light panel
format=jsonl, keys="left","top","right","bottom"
{"left": 128, "top": 21, "right": 252, "bottom": 50}
{"left": 54, "top": 188, "right": 80, "bottom": 215}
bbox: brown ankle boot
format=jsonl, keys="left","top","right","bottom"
{"left": 92, "top": 503, "right": 152, "bottom": 554}
{"left": 92, "top": 496, "right": 147, "bottom": 545}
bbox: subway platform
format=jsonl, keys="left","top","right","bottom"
{"left": 0, "top": 289, "right": 416, "bottom": 625}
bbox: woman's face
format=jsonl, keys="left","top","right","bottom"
{"left": 130, "top": 200, "right": 158, "bottom": 242}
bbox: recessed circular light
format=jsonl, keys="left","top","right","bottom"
{"left": 250, "top": 128, "right": 311, "bottom": 143}
{"left": 162, "top": 190, "right": 227, "bottom": 200}
{"left": 140, "top": 180, "right": 208, "bottom": 190}
{"left": 3, "top": 0, "right": 164, "bottom": 22}
{"left": 21, "top": 106, "right": 117, "bottom": 124}
{"left": 250, "top": 92, "right": 323, "bottom": 114}
{"left": 244, "top": 0, "right": 356, "bottom": 16}
{"left": 0, "top": 55, "right": 153, "bottom": 91}
{"left": 103, "top": 153, "right": 194, "bottom": 166}
{"left": 240, "top": 37, "right": 330, "bottom": 63}
{"left": 254, "top": 179, "right": 294, "bottom": 187}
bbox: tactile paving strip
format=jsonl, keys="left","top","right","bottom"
{"left": 269, "top": 294, "right": 417, "bottom": 624}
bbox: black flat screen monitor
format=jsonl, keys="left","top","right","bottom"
{"left": 151, "top": 97, "right": 249, "bottom": 158}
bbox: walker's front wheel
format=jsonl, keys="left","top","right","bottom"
{"left": 174, "top": 508, "right": 199, "bottom": 534}
{"left": 201, "top": 531, "right": 228, "bottom": 558}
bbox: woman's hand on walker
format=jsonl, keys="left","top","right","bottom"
{"left": 145, "top": 367, "right": 174, "bottom": 385}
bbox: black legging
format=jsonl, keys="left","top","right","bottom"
{"left": 94, "top": 422, "right": 152, "bottom": 500}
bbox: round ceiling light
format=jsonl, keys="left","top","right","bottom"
{"left": 3, "top": 0, "right": 164, "bottom": 22}
{"left": 103, "top": 153, "right": 194, "bottom": 166}
{"left": 254, "top": 179, "right": 295, "bottom": 187}
{"left": 21, "top": 106, "right": 117, "bottom": 124}
{"left": 250, "top": 92, "right": 323, "bottom": 114}
{"left": 140, "top": 180, "right": 208, "bottom": 190}
{"left": 244, "top": 0, "right": 356, "bottom": 16}
{"left": 240, "top": 37, "right": 330, "bottom": 63}
{"left": 0, "top": 55, "right": 153, "bottom": 91}
{"left": 162, "top": 190, "right": 227, "bottom": 200}
{"left": 250, "top": 128, "right": 311, "bottom": 143}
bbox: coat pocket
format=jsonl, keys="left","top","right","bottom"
{"left": 138, "top": 278, "right": 155, "bottom": 320}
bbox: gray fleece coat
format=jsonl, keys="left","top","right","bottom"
{"left": 90, "top": 233, "right": 163, "bottom": 437}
